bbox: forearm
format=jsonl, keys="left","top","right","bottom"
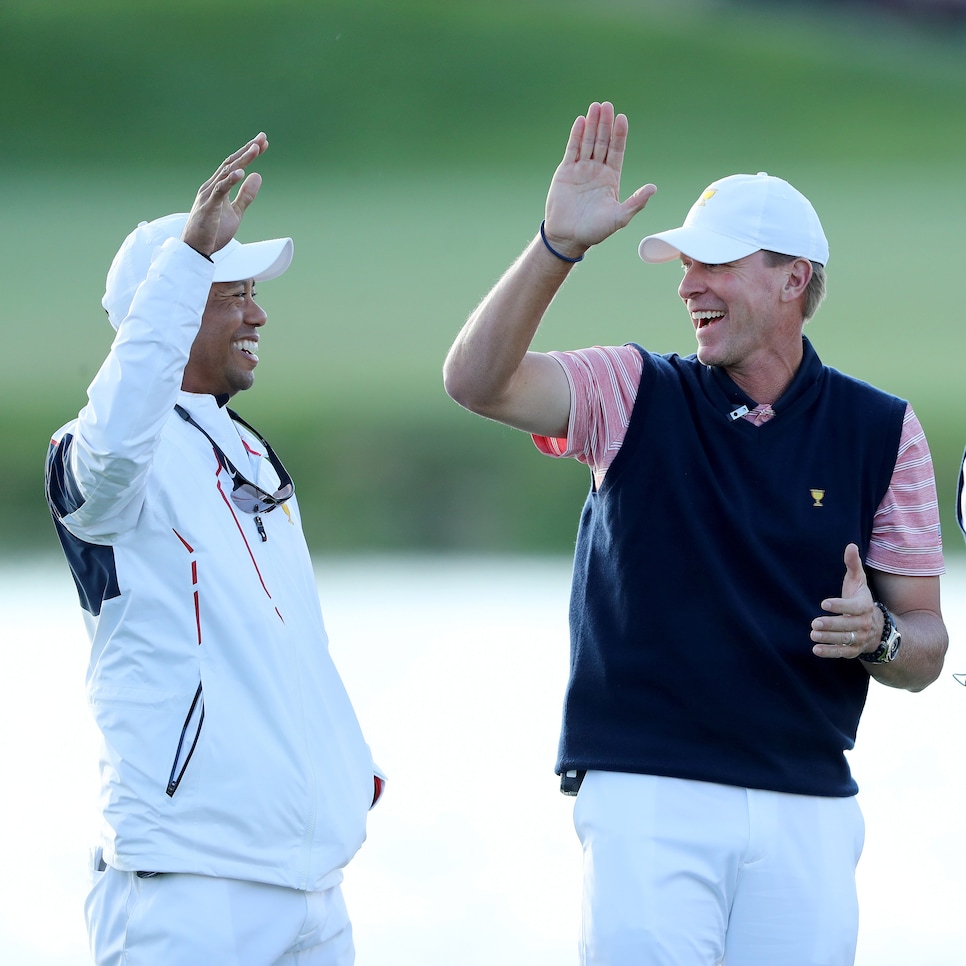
{"left": 443, "top": 233, "right": 575, "bottom": 434}
{"left": 70, "top": 241, "right": 212, "bottom": 524}
{"left": 811, "top": 552, "right": 948, "bottom": 693}
{"left": 864, "top": 607, "right": 948, "bottom": 692}
{"left": 444, "top": 101, "right": 654, "bottom": 435}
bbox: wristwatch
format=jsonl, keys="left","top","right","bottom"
{"left": 860, "top": 601, "right": 902, "bottom": 664}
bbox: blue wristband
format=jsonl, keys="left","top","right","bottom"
{"left": 540, "top": 221, "right": 584, "bottom": 263}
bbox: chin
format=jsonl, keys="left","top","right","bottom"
{"left": 228, "top": 375, "right": 256, "bottom": 395}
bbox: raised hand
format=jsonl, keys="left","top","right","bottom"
{"left": 543, "top": 102, "right": 656, "bottom": 259}
{"left": 182, "top": 133, "right": 269, "bottom": 258}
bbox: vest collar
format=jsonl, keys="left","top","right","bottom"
{"left": 705, "top": 336, "right": 823, "bottom": 418}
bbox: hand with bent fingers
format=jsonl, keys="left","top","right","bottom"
{"left": 182, "top": 133, "right": 269, "bottom": 259}
{"left": 810, "top": 543, "right": 878, "bottom": 660}
{"left": 543, "top": 101, "right": 657, "bottom": 260}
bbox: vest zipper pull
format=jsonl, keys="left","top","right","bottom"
{"left": 254, "top": 515, "right": 267, "bottom": 542}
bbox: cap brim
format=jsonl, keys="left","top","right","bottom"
{"left": 639, "top": 227, "right": 759, "bottom": 265}
{"left": 103, "top": 214, "right": 295, "bottom": 330}
{"left": 212, "top": 237, "right": 293, "bottom": 283}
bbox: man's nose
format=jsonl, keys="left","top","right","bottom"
{"left": 678, "top": 264, "right": 706, "bottom": 300}
{"left": 246, "top": 298, "right": 268, "bottom": 327}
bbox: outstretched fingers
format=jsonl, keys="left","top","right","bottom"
{"left": 227, "top": 132, "right": 268, "bottom": 168}
{"left": 560, "top": 101, "right": 637, "bottom": 174}
{"left": 603, "top": 110, "right": 629, "bottom": 171}
{"left": 183, "top": 133, "right": 269, "bottom": 256}
{"left": 578, "top": 101, "right": 603, "bottom": 162}
{"left": 230, "top": 172, "right": 263, "bottom": 218}
{"left": 216, "top": 133, "right": 267, "bottom": 181}
{"left": 197, "top": 135, "right": 267, "bottom": 202}
{"left": 549, "top": 101, "right": 656, "bottom": 249}
{"left": 564, "top": 102, "right": 638, "bottom": 184}
{"left": 617, "top": 180, "right": 658, "bottom": 226}
{"left": 562, "top": 115, "right": 585, "bottom": 166}
{"left": 592, "top": 103, "right": 617, "bottom": 165}
{"left": 571, "top": 102, "right": 621, "bottom": 165}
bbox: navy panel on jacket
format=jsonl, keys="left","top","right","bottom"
{"left": 45, "top": 433, "right": 120, "bottom": 617}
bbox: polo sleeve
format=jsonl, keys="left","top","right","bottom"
{"left": 866, "top": 404, "right": 945, "bottom": 576}
{"left": 532, "top": 346, "right": 644, "bottom": 485}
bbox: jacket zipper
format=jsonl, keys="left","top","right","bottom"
{"left": 166, "top": 682, "right": 205, "bottom": 797}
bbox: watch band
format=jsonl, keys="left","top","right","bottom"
{"left": 860, "top": 601, "right": 902, "bottom": 664}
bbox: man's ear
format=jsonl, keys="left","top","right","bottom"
{"left": 780, "top": 257, "right": 812, "bottom": 303}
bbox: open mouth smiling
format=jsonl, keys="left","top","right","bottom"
{"left": 235, "top": 339, "right": 259, "bottom": 361}
{"left": 692, "top": 310, "right": 725, "bottom": 329}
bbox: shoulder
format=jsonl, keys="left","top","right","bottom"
{"left": 48, "top": 418, "right": 79, "bottom": 449}
{"left": 547, "top": 345, "right": 647, "bottom": 407}
{"left": 549, "top": 344, "right": 645, "bottom": 380}
{"left": 823, "top": 365, "right": 907, "bottom": 412}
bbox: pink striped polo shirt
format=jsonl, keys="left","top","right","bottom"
{"left": 534, "top": 345, "right": 944, "bottom": 577}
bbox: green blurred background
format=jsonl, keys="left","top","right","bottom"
{"left": 4, "top": 0, "right": 965, "bottom": 557}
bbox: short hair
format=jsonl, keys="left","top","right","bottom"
{"left": 762, "top": 250, "right": 827, "bottom": 322}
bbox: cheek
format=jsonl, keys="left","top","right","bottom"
{"left": 196, "top": 317, "right": 235, "bottom": 348}
{"left": 187, "top": 329, "right": 226, "bottom": 368}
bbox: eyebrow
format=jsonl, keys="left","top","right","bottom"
{"left": 213, "top": 279, "right": 255, "bottom": 289}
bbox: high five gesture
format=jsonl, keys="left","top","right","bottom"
{"left": 544, "top": 101, "right": 656, "bottom": 259}
{"left": 182, "top": 133, "right": 268, "bottom": 258}
{"left": 444, "top": 102, "right": 654, "bottom": 438}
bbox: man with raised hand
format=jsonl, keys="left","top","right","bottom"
{"left": 46, "top": 134, "right": 382, "bottom": 965}
{"left": 444, "top": 102, "right": 947, "bottom": 964}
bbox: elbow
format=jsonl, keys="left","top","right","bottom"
{"left": 442, "top": 355, "right": 490, "bottom": 416}
{"left": 920, "top": 629, "right": 950, "bottom": 691}
{"left": 908, "top": 625, "right": 949, "bottom": 692}
{"left": 909, "top": 670, "right": 942, "bottom": 693}
{"left": 441, "top": 357, "right": 464, "bottom": 405}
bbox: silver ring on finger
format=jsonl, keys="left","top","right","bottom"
{"left": 848, "top": 631, "right": 855, "bottom": 646}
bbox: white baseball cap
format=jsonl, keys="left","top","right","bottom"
{"left": 638, "top": 172, "right": 829, "bottom": 267}
{"left": 102, "top": 212, "right": 294, "bottom": 329}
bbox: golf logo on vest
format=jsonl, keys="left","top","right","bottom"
{"left": 810, "top": 488, "right": 825, "bottom": 507}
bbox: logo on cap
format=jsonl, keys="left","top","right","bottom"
{"left": 696, "top": 189, "right": 717, "bottom": 207}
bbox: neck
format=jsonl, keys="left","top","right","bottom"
{"left": 725, "top": 337, "right": 804, "bottom": 407}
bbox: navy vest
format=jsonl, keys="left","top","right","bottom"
{"left": 559, "top": 338, "right": 905, "bottom": 797}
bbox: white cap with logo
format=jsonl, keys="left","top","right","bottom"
{"left": 638, "top": 172, "right": 829, "bottom": 267}
{"left": 102, "top": 212, "right": 294, "bottom": 329}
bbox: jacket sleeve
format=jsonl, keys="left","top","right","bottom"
{"left": 53, "top": 239, "right": 215, "bottom": 542}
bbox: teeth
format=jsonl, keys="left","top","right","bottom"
{"left": 691, "top": 310, "right": 725, "bottom": 321}
{"left": 236, "top": 339, "right": 259, "bottom": 357}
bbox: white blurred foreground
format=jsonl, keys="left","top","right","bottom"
{"left": 2, "top": 556, "right": 964, "bottom": 965}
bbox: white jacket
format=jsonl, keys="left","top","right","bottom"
{"left": 46, "top": 238, "right": 377, "bottom": 891}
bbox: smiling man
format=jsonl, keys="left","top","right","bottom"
{"left": 181, "top": 277, "right": 267, "bottom": 395}
{"left": 443, "top": 102, "right": 948, "bottom": 964}
{"left": 46, "top": 135, "right": 382, "bottom": 965}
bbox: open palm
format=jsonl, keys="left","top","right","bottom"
{"left": 182, "top": 134, "right": 268, "bottom": 257}
{"left": 544, "top": 101, "right": 656, "bottom": 253}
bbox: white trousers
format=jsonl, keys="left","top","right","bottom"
{"left": 573, "top": 772, "right": 865, "bottom": 966}
{"left": 85, "top": 863, "right": 354, "bottom": 965}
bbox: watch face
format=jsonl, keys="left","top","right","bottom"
{"left": 873, "top": 602, "right": 901, "bottom": 662}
